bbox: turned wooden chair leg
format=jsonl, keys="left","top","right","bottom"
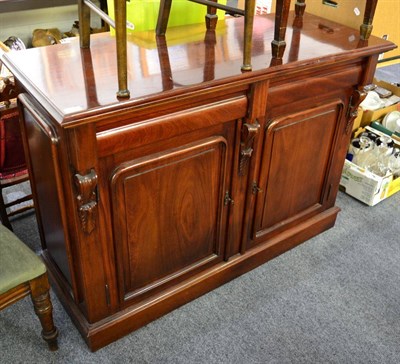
{"left": 30, "top": 274, "right": 58, "bottom": 351}
{"left": 78, "top": 0, "right": 129, "bottom": 97}
{"left": 156, "top": 0, "right": 173, "bottom": 35}
{"left": 294, "top": 0, "right": 306, "bottom": 17}
{"left": 204, "top": 29, "right": 216, "bottom": 81}
{"left": 242, "top": 0, "right": 256, "bottom": 71}
{"left": 78, "top": 0, "right": 91, "bottom": 48}
{"left": 205, "top": 0, "right": 218, "bottom": 29}
{"left": 271, "top": 0, "right": 291, "bottom": 60}
{"left": 360, "top": 0, "right": 378, "bottom": 40}
{"left": 156, "top": 0, "right": 255, "bottom": 71}
{"left": 81, "top": 48, "right": 100, "bottom": 108}
{"left": 0, "top": 187, "right": 13, "bottom": 231}
{"left": 114, "top": 0, "right": 130, "bottom": 98}
{"left": 156, "top": 36, "right": 174, "bottom": 91}
{"left": 288, "top": 15, "right": 303, "bottom": 63}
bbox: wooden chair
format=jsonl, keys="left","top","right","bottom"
{"left": 156, "top": 0, "right": 379, "bottom": 66}
{"left": 77, "top": 0, "right": 379, "bottom": 97}
{"left": 156, "top": 0, "right": 256, "bottom": 72}
{"left": 0, "top": 95, "right": 34, "bottom": 231}
{"left": 272, "top": 0, "right": 378, "bottom": 60}
{"left": 1, "top": 46, "right": 33, "bottom": 230}
{"left": 0, "top": 224, "right": 58, "bottom": 350}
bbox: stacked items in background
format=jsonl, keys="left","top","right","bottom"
{"left": 340, "top": 79, "right": 400, "bottom": 206}
{"left": 348, "top": 132, "right": 400, "bottom": 178}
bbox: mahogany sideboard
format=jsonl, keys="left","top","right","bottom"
{"left": 3, "top": 12, "right": 395, "bottom": 351}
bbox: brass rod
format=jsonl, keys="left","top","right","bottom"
{"left": 83, "top": 0, "right": 116, "bottom": 28}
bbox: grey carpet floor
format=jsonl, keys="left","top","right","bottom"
{"left": 375, "top": 63, "right": 400, "bottom": 84}
{"left": 1, "top": 189, "right": 400, "bottom": 364}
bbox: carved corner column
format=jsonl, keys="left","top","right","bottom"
{"left": 241, "top": 81, "right": 268, "bottom": 192}
{"left": 225, "top": 81, "right": 269, "bottom": 259}
{"left": 74, "top": 169, "right": 98, "bottom": 234}
{"left": 346, "top": 88, "right": 367, "bottom": 134}
{"left": 239, "top": 81, "right": 269, "bottom": 255}
{"left": 238, "top": 81, "right": 269, "bottom": 177}
{"left": 67, "top": 124, "right": 109, "bottom": 323}
{"left": 239, "top": 122, "right": 260, "bottom": 176}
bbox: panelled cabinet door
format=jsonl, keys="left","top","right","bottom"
{"left": 110, "top": 134, "right": 234, "bottom": 305}
{"left": 250, "top": 100, "right": 345, "bottom": 247}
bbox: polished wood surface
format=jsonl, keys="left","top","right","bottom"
{"left": 3, "top": 13, "right": 395, "bottom": 351}
{"left": 77, "top": 0, "right": 378, "bottom": 96}
{"left": 3, "top": 12, "right": 393, "bottom": 123}
{"left": 156, "top": 0, "right": 256, "bottom": 71}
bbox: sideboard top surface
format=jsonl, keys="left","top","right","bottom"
{"left": 2, "top": 12, "right": 395, "bottom": 124}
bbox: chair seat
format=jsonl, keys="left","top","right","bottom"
{"left": 0, "top": 168, "right": 29, "bottom": 181}
{"left": 0, "top": 224, "right": 46, "bottom": 294}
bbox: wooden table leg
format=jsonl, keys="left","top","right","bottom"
{"left": 271, "top": 0, "right": 291, "bottom": 60}
{"left": 361, "top": 0, "right": 378, "bottom": 40}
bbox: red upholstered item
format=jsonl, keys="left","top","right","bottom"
{"left": 0, "top": 106, "right": 32, "bottom": 230}
{"left": 0, "top": 109, "right": 27, "bottom": 180}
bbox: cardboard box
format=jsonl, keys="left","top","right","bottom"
{"left": 352, "top": 106, "right": 363, "bottom": 133}
{"left": 360, "top": 79, "right": 400, "bottom": 126}
{"left": 343, "top": 101, "right": 400, "bottom": 206}
{"left": 340, "top": 159, "right": 400, "bottom": 206}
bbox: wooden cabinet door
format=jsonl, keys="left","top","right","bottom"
{"left": 250, "top": 100, "right": 345, "bottom": 247}
{"left": 108, "top": 124, "right": 236, "bottom": 306}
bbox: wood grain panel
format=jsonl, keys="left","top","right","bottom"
{"left": 21, "top": 102, "right": 72, "bottom": 285}
{"left": 253, "top": 101, "right": 342, "bottom": 241}
{"left": 111, "top": 137, "right": 228, "bottom": 302}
